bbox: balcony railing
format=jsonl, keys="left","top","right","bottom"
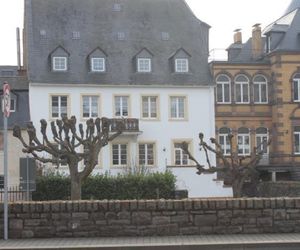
{"left": 110, "top": 118, "right": 139, "bottom": 133}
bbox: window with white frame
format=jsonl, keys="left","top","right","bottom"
{"left": 114, "top": 96, "right": 129, "bottom": 117}
{"left": 256, "top": 127, "right": 268, "bottom": 154}
{"left": 51, "top": 95, "right": 68, "bottom": 118}
{"left": 175, "top": 58, "right": 188, "bottom": 73}
{"left": 91, "top": 58, "right": 105, "bottom": 72}
{"left": 137, "top": 58, "right": 151, "bottom": 72}
{"left": 174, "top": 142, "right": 189, "bottom": 166}
{"left": 293, "top": 73, "right": 300, "bottom": 102}
{"left": 112, "top": 143, "right": 127, "bottom": 166}
{"left": 216, "top": 74, "right": 231, "bottom": 103}
{"left": 237, "top": 127, "right": 250, "bottom": 155}
{"left": 235, "top": 75, "right": 249, "bottom": 103}
{"left": 294, "top": 126, "right": 300, "bottom": 154}
{"left": 52, "top": 57, "right": 67, "bottom": 71}
{"left": 82, "top": 95, "right": 99, "bottom": 118}
{"left": 170, "top": 96, "right": 186, "bottom": 119}
{"left": 219, "top": 127, "right": 231, "bottom": 155}
{"left": 139, "top": 143, "right": 155, "bottom": 166}
{"left": 253, "top": 75, "right": 268, "bottom": 103}
{"left": 142, "top": 96, "right": 158, "bottom": 119}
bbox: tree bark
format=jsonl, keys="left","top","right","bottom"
{"left": 69, "top": 163, "right": 82, "bottom": 200}
{"left": 232, "top": 179, "right": 243, "bottom": 198}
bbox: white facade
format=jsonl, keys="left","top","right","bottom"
{"left": 29, "top": 83, "right": 232, "bottom": 197}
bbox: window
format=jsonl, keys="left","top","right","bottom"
{"left": 216, "top": 74, "right": 231, "bottom": 103}
{"left": 112, "top": 143, "right": 127, "bottom": 166}
{"left": 137, "top": 58, "right": 151, "bottom": 72}
{"left": 161, "top": 32, "right": 170, "bottom": 41}
{"left": 174, "top": 142, "right": 189, "bottom": 166}
{"left": 142, "top": 96, "right": 158, "bottom": 119}
{"left": 91, "top": 58, "right": 105, "bottom": 72}
{"left": 175, "top": 58, "right": 188, "bottom": 73}
{"left": 52, "top": 57, "right": 67, "bottom": 71}
{"left": 114, "top": 96, "right": 129, "bottom": 117}
{"left": 294, "top": 126, "right": 300, "bottom": 154}
{"left": 139, "top": 143, "right": 155, "bottom": 166}
{"left": 235, "top": 75, "right": 249, "bottom": 103}
{"left": 219, "top": 127, "right": 231, "bottom": 155}
{"left": 113, "top": 3, "right": 121, "bottom": 11}
{"left": 170, "top": 96, "right": 186, "bottom": 119}
{"left": 72, "top": 31, "right": 80, "bottom": 40}
{"left": 293, "top": 73, "right": 300, "bottom": 102}
{"left": 117, "top": 32, "right": 125, "bottom": 40}
{"left": 82, "top": 96, "right": 99, "bottom": 118}
{"left": 253, "top": 75, "right": 268, "bottom": 103}
{"left": 51, "top": 95, "right": 68, "bottom": 118}
{"left": 256, "top": 127, "right": 268, "bottom": 154}
{"left": 237, "top": 127, "right": 250, "bottom": 155}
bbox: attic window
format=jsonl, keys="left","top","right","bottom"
{"left": 161, "top": 32, "right": 170, "bottom": 41}
{"left": 91, "top": 58, "right": 105, "bottom": 72}
{"left": 53, "top": 57, "right": 67, "bottom": 71}
{"left": 137, "top": 58, "right": 151, "bottom": 73}
{"left": 40, "top": 30, "right": 46, "bottom": 38}
{"left": 113, "top": 3, "right": 121, "bottom": 11}
{"left": 72, "top": 31, "right": 80, "bottom": 40}
{"left": 117, "top": 32, "right": 125, "bottom": 40}
{"left": 175, "top": 59, "right": 189, "bottom": 73}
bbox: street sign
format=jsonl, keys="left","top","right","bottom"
{"left": 3, "top": 82, "right": 10, "bottom": 118}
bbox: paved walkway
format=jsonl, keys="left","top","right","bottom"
{"left": 1, "top": 234, "right": 300, "bottom": 250}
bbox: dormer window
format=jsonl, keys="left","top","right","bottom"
{"left": 91, "top": 58, "right": 105, "bottom": 72}
{"left": 175, "top": 58, "right": 189, "bottom": 73}
{"left": 53, "top": 57, "right": 67, "bottom": 71}
{"left": 137, "top": 58, "right": 151, "bottom": 72}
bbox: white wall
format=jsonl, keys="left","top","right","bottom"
{"left": 29, "top": 83, "right": 232, "bottom": 197}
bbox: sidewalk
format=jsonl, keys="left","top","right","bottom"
{"left": 0, "top": 233, "right": 300, "bottom": 250}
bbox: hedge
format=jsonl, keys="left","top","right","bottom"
{"left": 32, "top": 171, "right": 176, "bottom": 201}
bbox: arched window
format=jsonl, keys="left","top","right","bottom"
{"left": 253, "top": 75, "right": 268, "bottom": 103}
{"left": 216, "top": 74, "right": 231, "bottom": 103}
{"left": 293, "top": 73, "right": 300, "bottom": 102}
{"left": 235, "top": 75, "right": 249, "bottom": 103}
{"left": 294, "top": 126, "right": 300, "bottom": 154}
{"left": 256, "top": 127, "right": 268, "bottom": 154}
{"left": 218, "top": 127, "right": 231, "bottom": 155}
{"left": 237, "top": 127, "right": 250, "bottom": 155}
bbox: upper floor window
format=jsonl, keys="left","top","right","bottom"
{"left": 142, "top": 96, "right": 158, "bottom": 119}
{"left": 51, "top": 95, "right": 68, "bottom": 118}
{"left": 175, "top": 58, "right": 189, "bottom": 73}
{"left": 293, "top": 73, "right": 300, "bottom": 102}
{"left": 91, "top": 58, "right": 105, "bottom": 72}
{"left": 112, "top": 143, "right": 127, "bottom": 166}
{"left": 52, "top": 57, "right": 67, "bottom": 71}
{"left": 219, "top": 127, "right": 231, "bottom": 155}
{"left": 137, "top": 58, "right": 151, "bottom": 72}
{"left": 82, "top": 95, "right": 99, "bottom": 118}
{"left": 174, "top": 142, "right": 189, "bottom": 166}
{"left": 237, "top": 127, "right": 250, "bottom": 155}
{"left": 256, "top": 127, "right": 268, "bottom": 154}
{"left": 253, "top": 75, "right": 268, "bottom": 103}
{"left": 235, "top": 75, "right": 249, "bottom": 103}
{"left": 114, "top": 96, "right": 129, "bottom": 117}
{"left": 139, "top": 143, "right": 155, "bottom": 166}
{"left": 170, "top": 96, "right": 186, "bottom": 120}
{"left": 216, "top": 74, "right": 231, "bottom": 103}
{"left": 294, "top": 126, "right": 300, "bottom": 154}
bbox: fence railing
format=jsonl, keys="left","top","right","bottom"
{"left": 0, "top": 186, "right": 31, "bottom": 202}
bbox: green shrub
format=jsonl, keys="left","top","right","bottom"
{"left": 32, "top": 171, "right": 176, "bottom": 201}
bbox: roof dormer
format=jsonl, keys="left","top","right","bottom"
{"left": 134, "top": 48, "right": 153, "bottom": 73}
{"left": 88, "top": 47, "right": 108, "bottom": 73}
{"left": 170, "top": 48, "right": 191, "bottom": 73}
{"left": 49, "top": 45, "right": 70, "bottom": 72}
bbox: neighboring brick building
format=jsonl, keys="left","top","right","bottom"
{"left": 211, "top": 0, "right": 300, "bottom": 181}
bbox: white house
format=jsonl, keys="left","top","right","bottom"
{"left": 24, "top": 0, "right": 232, "bottom": 197}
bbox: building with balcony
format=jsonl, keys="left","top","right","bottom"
{"left": 211, "top": 0, "right": 300, "bottom": 182}
{"left": 23, "top": 0, "right": 231, "bottom": 197}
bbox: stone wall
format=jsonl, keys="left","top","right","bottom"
{"left": 3, "top": 198, "right": 300, "bottom": 238}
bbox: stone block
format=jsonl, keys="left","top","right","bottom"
{"left": 253, "top": 199, "right": 264, "bottom": 209}
{"left": 78, "top": 201, "right": 87, "bottom": 212}
{"left": 156, "top": 224, "right": 178, "bottom": 236}
{"left": 120, "top": 200, "right": 130, "bottom": 210}
{"left": 179, "top": 226, "right": 199, "bottom": 235}
{"left": 105, "top": 212, "right": 117, "bottom": 220}
{"left": 201, "top": 199, "right": 209, "bottom": 209}
{"left": 117, "top": 211, "right": 130, "bottom": 220}
{"left": 184, "top": 200, "right": 193, "bottom": 210}
{"left": 157, "top": 199, "right": 166, "bottom": 210}
{"left": 173, "top": 200, "right": 184, "bottom": 210}
{"left": 257, "top": 217, "right": 273, "bottom": 227}
{"left": 232, "top": 209, "right": 244, "bottom": 217}
{"left": 285, "top": 198, "right": 295, "bottom": 208}
{"left": 170, "top": 215, "right": 189, "bottom": 225}
{"left": 218, "top": 210, "right": 232, "bottom": 218}
{"left": 72, "top": 212, "right": 89, "bottom": 220}
{"left": 193, "top": 199, "right": 202, "bottom": 210}
{"left": 246, "top": 199, "right": 253, "bottom": 209}
{"left": 21, "top": 230, "right": 34, "bottom": 238}
{"left": 195, "top": 214, "right": 217, "bottom": 226}
{"left": 98, "top": 200, "right": 108, "bottom": 211}
{"left": 152, "top": 216, "right": 170, "bottom": 225}
{"left": 9, "top": 219, "right": 23, "bottom": 230}
{"left": 145, "top": 200, "right": 156, "bottom": 210}
{"left": 295, "top": 199, "right": 300, "bottom": 208}
{"left": 215, "top": 200, "right": 227, "bottom": 209}
{"left": 132, "top": 212, "right": 151, "bottom": 225}
{"left": 129, "top": 200, "right": 138, "bottom": 210}
{"left": 166, "top": 200, "right": 174, "bottom": 210}
{"left": 274, "top": 209, "right": 286, "bottom": 220}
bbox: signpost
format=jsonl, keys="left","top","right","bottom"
{"left": 3, "top": 81, "right": 10, "bottom": 240}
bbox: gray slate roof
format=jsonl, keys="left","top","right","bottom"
{"left": 0, "top": 67, "right": 30, "bottom": 129}
{"left": 24, "top": 0, "right": 212, "bottom": 86}
{"left": 284, "top": 0, "right": 300, "bottom": 15}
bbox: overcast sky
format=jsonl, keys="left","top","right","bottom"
{"left": 0, "top": 0, "right": 292, "bottom": 65}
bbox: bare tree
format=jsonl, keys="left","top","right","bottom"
{"left": 181, "top": 133, "right": 270, "bottom": 198}
{"left": 13, "top": 116, "right": 124, "bottom": 200}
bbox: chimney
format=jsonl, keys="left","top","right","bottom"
{"left": 16, "top": 27, "right": 21, "bottom": 70}
{"left": 252, "top": 23, "right": 262, "bottom": 59}
{"left": 234, "top": 29, "right": 242, "bottom": 44}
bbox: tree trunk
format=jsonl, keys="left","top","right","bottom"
{"left": 232, "top": 179, "right": 243, "bottom": 198}
{"left": 69, "top": 162, "right": 82, "bottom": 200}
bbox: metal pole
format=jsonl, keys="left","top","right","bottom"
{"left": 26, "top": 155, "right": 29, "bottom": 201}
{"left": 3, "top": 115, "right": 8, "bottom": 240}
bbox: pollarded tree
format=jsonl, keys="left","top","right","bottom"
{"left": 180, "top": 133, "right": 270, "bottom": 198}
{"left": 13, "top": 116, "right": 124, "bottom": 200}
